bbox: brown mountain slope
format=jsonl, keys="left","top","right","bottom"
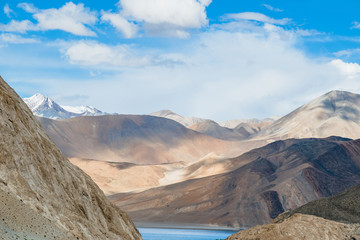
{"left": 38, "top": 115, "right": 254, "bottom": 164}
{"left": 0, "top": 76, "right": 141, "bottom": 239}
{"left": 227, "top": 183, "right": 360, "bottom": 240}
{"left": 255, "top": 90, "right": 360, "bottom": 140}
{"left": 111, "top": 137, "right": 360, "bottom": 228}
{"left": 291, "top": 183, "right": 360, "bottom": 224}
{"left": 226, "top": 213, "right": 360, "bottom": 240}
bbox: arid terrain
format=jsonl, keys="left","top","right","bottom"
{"left": 227, "top": 183, "right": 360, "bottom": 239}
{"left": 110, "top": 137, "right": 360, "bottom": 227}
{"left": 0, "top": 76, "right": 142, "bottom": 239}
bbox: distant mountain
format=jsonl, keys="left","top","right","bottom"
{"left": 112, "top": 137, "right": 360, "bottom": 228}
{"left": 23, "top": 93, "right": 106, "bottom": 119}
{"left": 38, "top": 115, "right": 234, "bottom": 164}
{"left": 150, "top": 109, "right": 206, "bottom": 127}
{"left": 256, "top": 90, "right": 360, "bottom": 140}
{"left": 218, "top": 117, "right": 279, "bottom": 129}
{"left": 188, "top": 120, "right": 251, "bottom": 141}
{"left": 0, "top": 77, "right": 141, "bottom": 239}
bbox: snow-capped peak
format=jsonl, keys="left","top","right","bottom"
{"left": 23, "top": 93, "right": 54, "bottom": 111}
{"left": 23, "top": 94, "right": 107, "bottom": 119}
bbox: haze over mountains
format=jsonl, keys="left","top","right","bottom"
{"left": 23, "top": 89, "right": 360, "bottom": 230}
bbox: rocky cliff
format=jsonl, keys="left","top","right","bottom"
{"left": 0, "top": 76, "right": 142, "bottom": 239}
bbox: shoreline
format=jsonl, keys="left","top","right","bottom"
{"left": 134, "top": 222, "right": 243, "bottom": 231}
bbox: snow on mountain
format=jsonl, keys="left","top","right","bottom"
{"left": 23, "top": 93, "right": 106, "bottom": 119}
{"left": 62, "top": 105, "right": 103, "bottom": 116}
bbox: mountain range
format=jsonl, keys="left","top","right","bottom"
{"left": 23, "top": 89, "right": 360, "bottom": 230}
{"left": 23, "top": 94, "right": 274, "bottom": 133}
{"left": 111, "top": 137, "right": 360, "bottom": 227}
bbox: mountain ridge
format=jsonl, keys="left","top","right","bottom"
{"left": 23, "top": 93, "right": 106, "bottom": 119}
{"left": 111, "top": 137, "right": 360, "bottom": 228}
{"left": 255, "top": 90, "right": 360, "bottom": 140}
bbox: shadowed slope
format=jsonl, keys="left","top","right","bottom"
{"left": 291, "top": 183, "right": 360, "bottom": 224}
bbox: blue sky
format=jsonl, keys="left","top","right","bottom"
{"left": 1, "top": 0, "right": 360, "bottom": 121}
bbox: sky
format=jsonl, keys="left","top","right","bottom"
{"left": 1, "top": 0, "right": 360, "bottom": 121}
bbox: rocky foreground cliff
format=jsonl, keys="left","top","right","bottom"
{"left": 0, "top": 76, "right": 142, "bottom": 239}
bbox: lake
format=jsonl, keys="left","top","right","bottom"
{"left": 138, "top": 228, "right": 238, "bottom": 240}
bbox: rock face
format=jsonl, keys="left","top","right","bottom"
{"left": 0, "top": 76, "right": 142, "bottom": 239}
{"left": 226, "top": 214, "right": 360, "bottom": 240}
{"left": 112, "top": 137, "right": 360, "bottom": 228}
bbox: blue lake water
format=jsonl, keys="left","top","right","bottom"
{"left": 138, "top": 228, "right": 238, "bottom": 240}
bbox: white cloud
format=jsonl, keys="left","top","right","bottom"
{"left": 101, "top": 12, "right": 138, "bottom": 38}
{"left": 0, "top": 33, "right": 39, "bottom": 44}
{"left": 263, "top": 4, "right": 283, "bottom": 12}
{"left": 33, "top": 2, "right": 97, "bottom": 36}
{"left": 2, "top": 2, "right": 97, "bottom": 36}
{"left": 224, "top": 12, "right": 291, "bottom": 25}
{"left": 329, "top": 59, "right": 360, "bottom": 76}
{"left": 120, "top": 0, "right": 210, "bottom": 28}
{"left": 0, "top": 20, "right": 38, "bottom": 33}
{"left": 64, "top": 41, "right": 150, "bottom": 67}
{"left": 54, "top": 20, "right": 360, "bottom": 120}
{"left": 17, "top": 2, "right": 38, "bottom": 13}
{"left": 4, "top": 4, "right": 14, "bottom": 17}
{"left": 102, "top": 0, "right": 211, "bottom": 38}
{"left": 351, "top": 21, "right": 360, "bottom": 30}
